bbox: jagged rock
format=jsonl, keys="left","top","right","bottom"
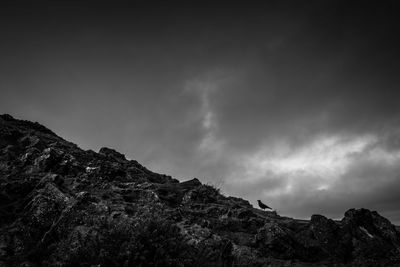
{"left": 226, "top": 196, "right": 253, "bottom": 208}
{"left": 307, "top": 214, "right": 349, "bottom": 261}
{"left": 156, "top": 183, "right": 184, "bottom": 206}
{"left": 99, "top": 147, "right": 126, "bottom": 161}
{"left": 24, "top": 183, "right": 70, "bottom": 231}
{"left": 343, "top": 208, "right": 400, "bottom": 243}
{"left": 33, "top": 147, "right": 64, "bottom": 172}
{"left": 0, "top": 114, "right": 14, "bottom": 121}
{"left": 237, "top": 209, "right": 257, "bottom": 219}
{"left": 255, "top": 221, "right": 304, "bottom": 259}
{"left": 182, "top": 184, "right": 220, "bottom": 204}
{"left": 342, "top": 208, "right": 400, "bottom": 263}
{"left": 179, "top": 178, "right": 202, "bottom": 189}
{"left": 0, "top": 114, "right": 399, "bottom": 266}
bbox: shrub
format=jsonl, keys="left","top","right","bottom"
{"left": 186, "top": 184, "right": 221, "bottom": 204}
{"left": 126, "top": 219, "right": 192, "bottom": 267}
{"left": 45, "top": 209, "right": 233, "bottom": 267}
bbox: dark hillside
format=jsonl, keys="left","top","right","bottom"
{"left": 1, "top": 114, "right": 399, "bottom": 266}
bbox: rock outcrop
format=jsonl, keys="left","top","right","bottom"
{"left": 0, "top": 114, "right": 399, "bottom": 266}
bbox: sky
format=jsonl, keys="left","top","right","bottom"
{"left": 1, "top": 1, "right": 400, "bottom": 223}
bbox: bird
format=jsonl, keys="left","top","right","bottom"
{"left": 257, "top": 200, "right": 272, "bottom": 210}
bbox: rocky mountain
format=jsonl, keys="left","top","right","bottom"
{"left": 1, "top": 114, "right": 400, "bottom": 266}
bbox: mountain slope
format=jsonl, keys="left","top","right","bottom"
{"left": 0, "top": 114, "right": 399, "bottom": 266}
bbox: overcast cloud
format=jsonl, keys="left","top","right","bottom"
{"left": 1, "top": 1, "right": 400, "bottom": 223}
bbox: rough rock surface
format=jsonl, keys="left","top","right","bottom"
{"left": 0, "top": 114, "right": 399, "bottom": 266}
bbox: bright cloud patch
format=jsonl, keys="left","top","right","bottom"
{"left": 257, "top": 136, "right": 373, "bottom": 175}
{"left": 224, "top": 133, "right": 400, "bottom": 222}
{"left": 240, "top": 135, "right": 376, "bottom": 189}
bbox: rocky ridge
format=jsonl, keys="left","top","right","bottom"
{"left": 0, "top": 114, "right": 399, "bottom": 266}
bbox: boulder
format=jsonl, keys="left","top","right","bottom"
{"left": 179, "top": 178, "right": 202, "bottom": 190}
{"left": 309, "top": 215, "right": 347, "bottom": 259}
{"left": 99, "top": 147, "right": 126, "bottom": 161}
{"left": 255, "top": 222, "right": 302, "bottom": 259}
{"left": 342, "top": 208, "right": 400, "bottom": 262}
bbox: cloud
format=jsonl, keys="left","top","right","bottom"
{"left": 182, "top": 70, "right": 241, "bottom": 163}
{"left": 223, "top": 132, "right": 400, "bottom": 223}
{"left": 1, "top": 1, "right": 400, "bottom": 224}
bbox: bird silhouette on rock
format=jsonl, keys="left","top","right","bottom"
{"left": 257, "top": 200, "right": 272, "bottom": 210}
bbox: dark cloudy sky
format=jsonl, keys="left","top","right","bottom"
{"left": 1, "top": 1, "right": 400, "bottom": 223}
